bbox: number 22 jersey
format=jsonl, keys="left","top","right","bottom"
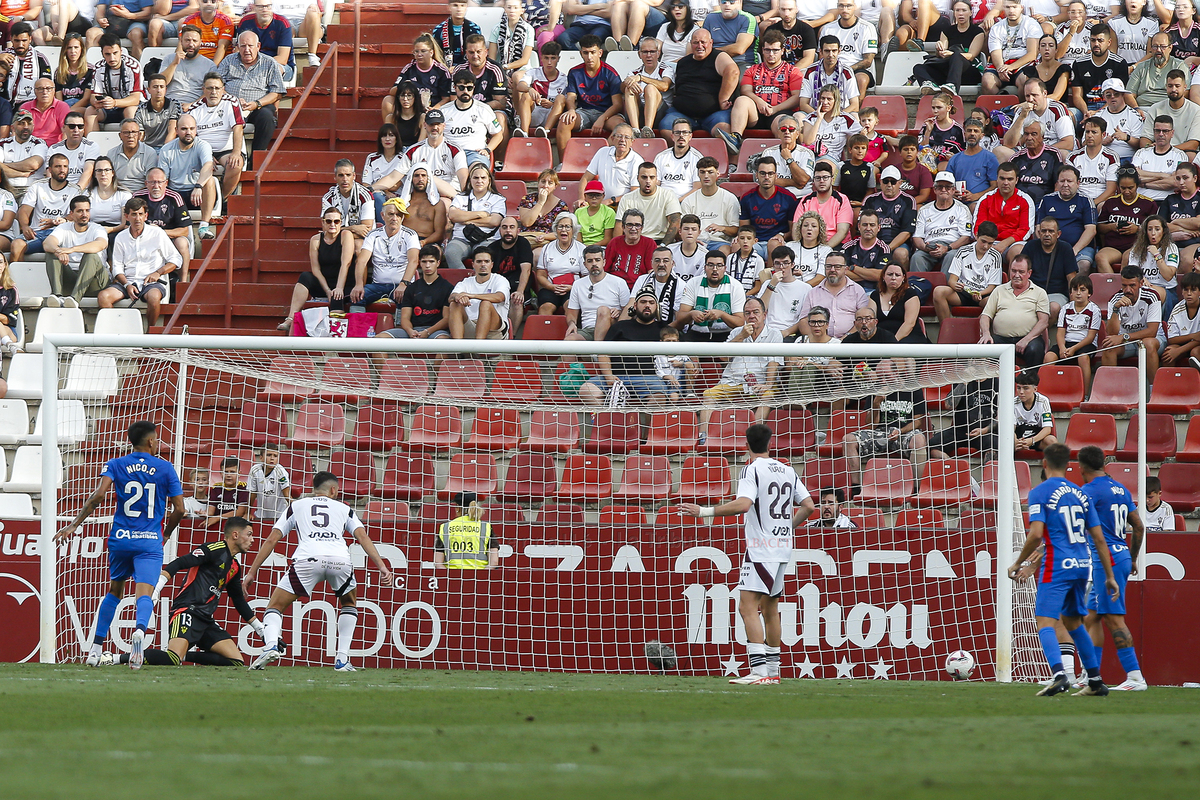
{"left": 274, "top": 496, "right": 364, "bottom": 561}
{"left": 102, "top": 452, "right": 183, "bottom": 541}
{"left": 1028, "top": 476, "right": 1100, "bottom": 583}
{"left": 736, "top": 457, "right": 810, "bottom": 564}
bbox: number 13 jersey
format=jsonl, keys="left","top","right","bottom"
{"left": 736, "top": 457, "right": 810, "bottom": 564}
{"left": 275, "top": 496, "right": 363, "bottom": 561}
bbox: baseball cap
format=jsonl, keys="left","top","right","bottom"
{"left": 13, "top": 108, "right": 32, "bottom": 122}
{"left": 424, "top": 108, "right": 445, "bottom": 124}
{"left": 584, "top": 179, "right": 605, "bottom": 194}
{"left": 881, "top": 165, "right": 901, "bottom": 181}
{"left": 934, "top": 170, "right": 955, "bottom": 184}
{"left": 1101, "top": 78, "right": 1127, "bottom": 94}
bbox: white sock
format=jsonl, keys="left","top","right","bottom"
{"left": 765, "top": 645, "right": 781, "bottom": 677}
{"left": 747, "top": 642, "right": 768, "bottom": 676}
{"left": 1128, "top": 669, "right": 1144, "bottom": 682}
{"left": 263, "top": 608, "right": 283, "bottom": 650}
{"left": 1062, "top": 652, "right": 1076, "bottom": 681}
{"left": 336, "top": 607, "right": 359, "bottom": 662}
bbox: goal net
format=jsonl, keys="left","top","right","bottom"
{"left": 40, "top": 333, "right": 1034, "bottom": 681}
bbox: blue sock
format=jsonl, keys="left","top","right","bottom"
{"left": 1117, "top": 646, "right": 1141, "bottom": 673}
{"left": 1069, "top": 625, "right": 1101, "bottom": 678}
{"left": 1038, "top": 626, "right": 1063, "bottom": 675}
{"left": 135, "top": 595, "right": 153, "bottom": 632}
{"left": 93, "top": 593, "right": 120, "bottom": 643}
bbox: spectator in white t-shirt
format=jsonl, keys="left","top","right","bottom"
{"left": 98, "top": 195, "right": 181, "bottom": 326}
{"left": 758, "top": 245, "right": 812, "bottom": 339}
{"left": 566, "top": 243, "right": 632, "bottom": 340}
{"left": 933, "top": 221, "right": 1004, "bottom": 321}
{"left": 535, "top": 211, "right": 587, "bottom": 314}
{"left": 622, "top": 35, "right": 675, "bottom": 138}
{"left": 577, "top": 123, "right": 642, "bottom": 204}
{"left": 43, "top": 194, "right": 110, "bottom": 307}
{"left": 441, "top": 68, "right": 504, "bottom": 169}
{"left": 444, "top": 163, "right": 507, "bottom": 268}
{"left": 448, "top": 247, "right": 511, "bottom": 340}
{"left": 1142, "top": 476, "right": 1176, "bottom": 531}
{"left": 349, "top": 197, "right": 420, "bottom": 307}
{"left": 1103, "top": 263, "right": 1161, "bottom": 377}
{"left": 1013, "top": 371, "right": 1057, "bottom": 452}
{"left": 681, "top": 155, "right": 740, "bottom": 249}
{"left": 514, "top": 41, "right": 568, "bottom": 136}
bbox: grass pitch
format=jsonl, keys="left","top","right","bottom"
{"left": 1, "top": 664, "right": 1198, "bottom": 800}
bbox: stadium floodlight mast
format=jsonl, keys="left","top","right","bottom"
{"left": 38, "top": 332, "right": 1023, "bottom": 679}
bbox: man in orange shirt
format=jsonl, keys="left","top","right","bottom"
{"left": 181, "top": 0, "right": 234, "bottom": 64}
{"left": 0, "top": 0, "right": 43, "bottom": 49}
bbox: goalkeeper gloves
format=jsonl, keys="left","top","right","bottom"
{"left": 250, "top": 618, "right": 266, "bottom": 638}
{"left": 151, "top": 574, "right": 169, "bottom": 604}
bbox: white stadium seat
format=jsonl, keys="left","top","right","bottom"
{"left": 604, "top": 51, "right": 642, "bottom": 79}
{"left": 877, "top": 52, "right": 925, "bottom": 97}
{"left": 0, "top": 399, "right": 30, "bottom": 445}
{"left": 28, "top": 399, "right": 89, "bottom": 445}
{"left": 28, "top": 307, "right": 85, "bottom": 353}
{"left": 11, "top": 262, "right": 51, "bottom": 309}
{"left": 5, "top": 353, "right": 43, "bottom": 400}
{"left": 92, "top": 308, "right": 145, "bottom": 336}
{"left": 5, "top": 446, "right": 59, "bottom": 494}
{"left": 0, "top": 492, "right": 35, "bottom": 517}
{"left": 465, "top": 7, "right": 504, "bottom": 38}
{"left": 60, "top": 354, "right": 122, "bottom": 400}
{"left": 140, "top": 46, "right": 175, "bottom": 73}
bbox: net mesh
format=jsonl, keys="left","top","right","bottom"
{"left": 47, "top": 339, "right": 1037, "bottom": 681}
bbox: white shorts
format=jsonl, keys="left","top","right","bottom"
{"left": 280, "top": 555, "right": 357, "bottom": 600}
{"left": 736, "top": 556, "right": 787, "bottom": 598}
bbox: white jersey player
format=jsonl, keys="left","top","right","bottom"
{"left": 244, "top": 471, "right": 393, "bottom": 672}
{"left": 681, "top": 423, "right": 815, "bottom": 686}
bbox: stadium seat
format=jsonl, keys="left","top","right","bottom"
{"left": 1147, "top": 368, "right": 1200, "bottom": 415}
{"left": 525, "top": 409, "right": 580, "bottom": 452}
{"left": 92, "top": 308, "right": 144, "bottom": 336}
{"left": 534, "top": 502, "right": 586, "bottom": 528}
{"left": 1079, "top": 366, "right": 1139, "bottom": 413}
{"left": 496, "top": 179, "right": 528, "bottom": 210}
{"left": 599, "top": 504, "right": 648, "bottom": 527}
{"left": 5, "top": 446, "right": 58, "bottom": 493}
{"left": 877, "top": 52, "right": 925, "bottom": 95}
{"left": 678, "top": 456, "right": 732, "bottom": 503}
{"left": 363, "top": 500, "right": 411, "bottom": 523}
{"left": 974, "top": 459, "right": 1032, "bottom": 508}
{"left": 418, "top": 501, "right": 459, "bottom": 522}
{"left": 1064, "top": 413, "right": 1118, "bottom": 456}
{"left": 487, "top": 359, "right": 543, "bottom": 402}
{"left": 440, "top": 453, "right": 499, "bottom": 499}
{"left": 1157, "top": 462, "right": 1200, "bottom": 511}
{"left": 1089, "top": 273, "right": 1122, "bottom": 310}
{"left": 434, "top": 358, "right": 488, "bottom": 401}
{"left": 688, "top": 136, "right": 730, "bottom": 174}
{"left": 346, "top": 401, "right": 403, "bottom": 450}
{"left": 972, "top": 94, "right": 1012, "bottom": 115}
{"left": 1038, "top": 365, "right": 1085, "bottom": 411}
{"left": 378, "top": 358, "right": 431, "bottom": 400}
{"left": 380, "top": 453, "right": 436, "bottom": 500}
{"left": 860, "top": 95, "right": 909, "bottom": 135}
{"left": 59, "top": 353, "right": 121, "bottom": 401}
{"left": 558, "top": 454, "right": 613, "bottom": 501}
{"left": 406, "top": 405, "right": 462, "bottom": 449}
{"left": 1105, "top": 462, "right": 1147, "bottom": 496}
{"left": 583, "top": 410, "right": 641, "bottom": 454}
{"left": 0, "top": 492, "right": 34, "bottom": 517}
{"left": 613, "top": 455, "right": 672, "bottom": 501}
{"left": 817, "top": 409, "right": 869, "bottom": 456}
{"left": 642, "top": 410, "right": 698, "bottom": 455}
{"left": 1116, "top": 414, "right": 1177, "bottom": 462}
{"left": 844, "top": 507, "right": 886, "bottom": 529}
{"left": 28, "top": 399, "right": 88, "bottom": 445}
{"left": 0, "top": 399, "right": 29, "bottom": 445}
{"left": 277, "top": 451, "right": 313, "bottom": 498}
{"left": 327, "top": 449, "right": 376, "bottom": 498}
{"left": 914, "top": 458, "right": 973, "bottom": 507}
{"left": 1175, "top": 514, "right": 1188, "bottom": 531}
{"left": 765, "top": 407, "right": 815, "bottom": 455}
{"left": 317, "top": 356, "right": 371, "bottom": 403}
{"left": 28, "top": 307, "right": 85, "bottom": 352}
{"left": 466, "top": 407, "right": 521, "bottom": 450}
{"left": 10, "top": 261, "right": 51, "bottom": 308}
{"left": 858, "top": 458, "right": 915, "bottom": 506}
{"left": 895, "top": 508, "right": 945, "bottom": 528}
{"left": 801, "top": 457, "right": 854, "bottom": 500}
{"left": 733, "top": 138, "right": 772, "bottom": 176}
{"left": 958, "top": 510, "right": 996, "bottom": 531}
{"left": 481, "top": 503, "right": 527, "bottom": 525}
{"left": 523, "top": 315, "right": 569, "bottom": 342}
{"left": 4, "top": 353, "right": 42, "bottom": 399}
{"left": 498, "top": 137, "right": 553, "bottom": 181}
{"left": 937, "top": 317, "right": 978, "bottom": 345}
{"left": 498, "top": 451, "right": 558, "bottom": 500}
{"left": 1178, "top": 416, "right": 1200, "bottom": 462}
{"left": 699, "top": 408, "right": 755, "bottom": 454}
{"left": 289, "top": 402, "right": 346, "bottom": 448}
{"left": 604, "top": 50, "right": 642, "bottom": 77}
{"left": 258, "top": 356, "right": 318, "bottom": 401}
{"left": 631, "top": 139, "right": 667, "bottom": 163}
{"left": 560, "top": 138, "right": 607, "bottom": 180}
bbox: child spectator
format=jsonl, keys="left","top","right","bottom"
{"left": 1014, "top": 371, "right": 1057, "bottom": 453}
{"left": 653, "top": 326, "right": 697, "bottom": 400}
{"left": 838, "top": 133, "right": 874, "bottom": 205}
{"left": 726, "top": 225, "right": 765, "bottom": 293}
{"left": 1142, "top": 476, "right": 1176, "bottom": 531}
{"left": 247, "top": 444, "right": 291, "bottom": 522}
{"left": 1160, "top": 270, "right": 1200, "bottom": 370}
{"left": 1044, "top": 274, "right": 1101, "bottom": 393}
{"left": 575, "top": 179, "right": 616, "bottom": 245}
{"left": 857, "top": 105, "right": 892, "bottom": 169}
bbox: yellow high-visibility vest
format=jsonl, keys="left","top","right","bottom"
{"left": 437, "top": 515, "right": 493, "bottom": 569}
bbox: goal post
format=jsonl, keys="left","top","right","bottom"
{"left": 38, "top": 332, "right": 1023, "bottom": 680}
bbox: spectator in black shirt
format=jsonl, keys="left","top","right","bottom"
{"left": 911, "top": 0, "right": 986, "bottom": 94}
{"left": 861, "top": 172, "right": 917, "bottom": 268}
{"left": 842, "top": 206, "right": 890, "bottom": 289}
{"left": 578, "top": 289, "right": 669, "bottom": 407}
{"left": 838, "top": 133, "right": 874, "bottom": 205}
{"left": 929, "top": 378, "right": 999, "bottom": 459}
{"left": 378, "top": 245, "right": 453, "bottom": 340}
{"left": 1024, "top": 216, "right": 1077, "bottom": 320}
{"left": 487, "top": 216, "right": 534, "bottom": 332}
{"left": 1070, "top": 23, "right": 1129, "bottom": 120}
{"left": 762, "top": 0, "right": 817, "bottom": 69}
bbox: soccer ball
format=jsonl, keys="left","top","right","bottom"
{"left": 945, "top": 650, "right": 975, "bottom": 680}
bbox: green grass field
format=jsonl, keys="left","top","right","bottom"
{"left": 2, "top": 664, "right": 1198, "bottom": 800}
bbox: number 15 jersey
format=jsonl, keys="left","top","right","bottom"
{"left": 275, "top": 496, "right": 363, "bottom": 561}
{"left": 736, "top": 457, "right": 810, "bottom": 564}
{"left": 102, "top": 452, "right": 183, "bottom": 538}
{"left": 1028, "top": 476, "right": 1100, "bottom": 583}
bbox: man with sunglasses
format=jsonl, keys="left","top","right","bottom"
{"left": 46, "top": 111, "right": 98, "bottom": 190}
{"left": 861, "top": 166, "right": 916, "bottom": 268}
{"left": 757, "top": 114, "right": 814, "bottom": 195}
{"left": 441, "top": 69, "right": 502, "bottom": 169}
{"left": 703, "top": 0, "right": 756, "bottom": 69}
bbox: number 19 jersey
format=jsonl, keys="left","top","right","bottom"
{"left": 736, "top": 457, "right": 810, "bottom": 564}
{"left": 275, "top": 496, "right": 363, "bottom": 561}
{"left": 102, "top": 452, "right": 183, "bottom": 540}
{"left": 1028, "top": 476, "right": 1100, "bottom": 583}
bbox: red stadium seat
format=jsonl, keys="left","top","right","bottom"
{"left": 678, "top": 456, "right": 732, "bottom": 502}
{"left": 972, "top": 95, "right": 1012, "bottom": 115}
{"left": 317, "top": 356, "right": 371, "bottom": 403}
{"left": 1158, "top": 462, "right": 1200, "bottom": 511}
{"left": 1176, "top": 514, "right": 1188, "bottom": 531}
{"left": 1079, "top": 366, "right": 1138, "bottom": 413}
{"left": 418, "top": 501, "right": 459, "bottom": 522}
{"left": 958, "top": 510, "right": 996, "bottom": 531}
{"left": 526, "top": 409, "right": 580, "bottom": 452}
{"left": 558, "top": 454, "right": 613, "bottom": 501}
{"left": 1065, "top": 413, "right": 1118, "bottom": 456}
{"left": 599, "top": 504, "right": 648, "bottom": 527}
{"left": 1116, "top": 414, "right": 1177, "bottom": 462}
{"left": 631, "top": 138, "right": 666, "bottom": 161}
{"left": 765, "top": 407, "right": 815, "bottom": 455}
{"left": 699, "top": 408, "right": 756, "bottom": 454}
{"left": 523, "top": 315, "right": 570, "bottom": 342}
{"left": 801, "top": 457, "right": 854, "bottom": 500}
{"left": 845, "top": 507, "right": 886, "bottom": 529}
{"left": 1147, "top": 368, "right": 1200, "bottom": 415}
{"left": 733, "top": 138, "right": 773, "bottom": 176}
{"left": 405, "top": 405, "right": 462, "bottom": 449}
{"left": 817, "top": 409, "right": 869, "bottom": 456}
{"left": 554, "top": 180, "right": 580, "bottom": 208}
{"left": 559, "top": 138, "right": 607, "bottom": 180}
{"left": 688, "top": 136, "right": 730, "bottom": 175}
{"left": 488, "top": 360, "right": 543, "bottom": 402}
{"left": 498, "top": 452, "right": 559, "bottom": 500}
{"left": 289, "top": 402, "right": 345, "bottom": 449}
{"left": 915, "top": 458, "right": 973, "bottom": 507}
{"left": 440, "top": 453, "right": 498, "bottom": 499}
{"left": 1178, "top": 416, "right": 1200, "bottom": 462}
{"left": 258, "top": 356, "right": 318, "bottom": 401}
{"left": 327, "top": 449, "right": 376, "bottom": 497}
{"left": 496, "top": 179, "right": 528, "bottom": 210}
{"left": 1038, "top": 365, "right": 1085, "bottom": 411}
{"left": 613, "top": 455, "right": 672, "bottom": 501}
{"left": 583, "top": 410, "right": 640, "bottom": 454}
{"left": 346, "top": 401, "right": 403, "bottom": 450}
{"left": 937, "top": 317, "right": 978, "bottom": 345}
{"left": 895, "top": 508, "right": 945, "bottom": 528}
{"left": 481, "top": 503, "right": 527, "bottom": 525}
{"left": 1105, "top": 462, "right": 1148, "bottom": 496}
{"left": 643, "top": 410, "right": 698, "bottom": 455}
{"left": 234, "top": 401, "right": 285, "bottom": 447}
{"left": 377, "top": 358, "right": 431, "bottom": 400}
{"left": 466, "top": 407, "right": 521, "bottom": 450}
{"left": 1089, "top": 273, "right": 1122, "bottom": 311}
{"left": 860, "top": 95, "right": 909, "bottom": 135}
{"left": 363, "top": 500, "right": 410, "bottom": 523}
{"left": 858, "top": 458, "right": 915, "bottom": 506}
{"left": 380, "top": 453, "right": 435, "bottom": 500}
{"left": 498, "top": 137, "right": 553, "bottom": 181}
{"left": 434, "top": 358, "right": 488, "bottom": 401}
{"left": 535, "top": 502, "right": 586, "bottom": 528}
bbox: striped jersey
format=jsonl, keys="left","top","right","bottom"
{"left": 1057, "top": 300, "right": 1101, "bottom": 344}
{"left": 1067, "top": 146, "right": 1119, "bottom": 200}
{"left": 321, "top": 183, "right": 374, "bottom": 227}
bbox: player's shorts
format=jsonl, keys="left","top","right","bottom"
{"left": 280, "top": 555, "right": 357, "bottom": 600}
{"left": 736, "top": 555, "right": 787, "bottom": 598}
{"left": 851, "top": 427, "right": 922, "bottom": 459}
{"left": 1035, "top": 574, "right": 1089, "bottom": 619}
{"left": 169, "top": 607, "right": 233, "bottom": 650}
{"left": 1087, "top": 550, "right": 1132, "bottom": 615}
{"left": 108, "top": 537, "right": 163, "bottom": 585}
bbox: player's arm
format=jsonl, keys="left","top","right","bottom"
{"left": 54, "top": 476, "right": 114, "bottom": 542}
{"left": 351, "top": 524, "right": 394, "bottom": 586}
{"left": 1008, "top": 520, "right": 1046, "bottom": 580}
{"left": 791, "top": 496, "right": 817, "bottom": 528}
{"left": 225, "top": 572, "right": 265, "bottom": 637}
{"left": 242, "top": 526, "right": 284, "bottom": 588}
{"left": 152, "top": 546, "right": 208, "bottom": 601}
{"left": 680, "top": 496, "right": 752, "bottom": 520}
{"left": 163, "top": 494, "right": 185, "bottom": 540}
{"left": 1087, "top": 522, "right": 1120, "bottom": 599}
{"left": 1128, "top": 509, "right": 1145, "bottom": 574}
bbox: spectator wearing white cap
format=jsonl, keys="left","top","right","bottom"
{"left": 1141, "top": 69, "right": 1200, "bottom": 155}
{"left": 1095, "top": 77, "right": 1147, "bottom": 160}
{"left": 910, "top": 170, "right": 974, "bottom": 272}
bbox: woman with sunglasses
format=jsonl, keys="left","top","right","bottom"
{"left": 278, "top": 206, "right": 357, "bottom": 333}
{"left": 87, "top": 155, "right": 131, "bottom": 257}
{"left": 655, "top": 0, "right": 698, "bottom": 64}
{"left": 54, "top": 32, "right": 94, "bottom": 113}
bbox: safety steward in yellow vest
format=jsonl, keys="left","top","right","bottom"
{"left": 433, "top": 492, "right": 500, "bottom": 569}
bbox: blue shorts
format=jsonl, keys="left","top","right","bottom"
{"left": 1087, "top": 550, "right": 1132, "bottom": 615}
{"left": 659, "top": 106, "right": 732, "bottom": 135}
{"left": 1035, "top": 574, "right": 1090, "bottom": 619}
{"left": 108, "top": 537, "right": 164, "bottom": 585}
{"left": 21, "top": 226, "right": 54, "bottom": 254}
{"left": 586, "top": 374, "right": 670, "bottom": 399}
{"left": 1076, "top": 245, "right": 1096, "bottom": 264}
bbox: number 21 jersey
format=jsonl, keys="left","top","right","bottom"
{"left": 736, "top": 457, "right": 810, "bottom": 564}
{"left": 102, "top": 452, "right": 183, "bottom": 538}
{"left": 1028, "top": 476, "right": 1100, "bottom": 583}
{"left": 275, "top": 496, "right": 363, "bottom": 560}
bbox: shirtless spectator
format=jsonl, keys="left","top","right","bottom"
{"left": 401, "top": 165, "right": 448, "bottom": 249}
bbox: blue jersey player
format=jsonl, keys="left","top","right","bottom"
{"left": 1008, "top": 443, "right": 1118, "bottom": 697}
{"left": 55, "top": 421, "right": 184, "bottom": 670}
{"left": 1077, "top": 446, "right": 1148, "bottom": 691}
